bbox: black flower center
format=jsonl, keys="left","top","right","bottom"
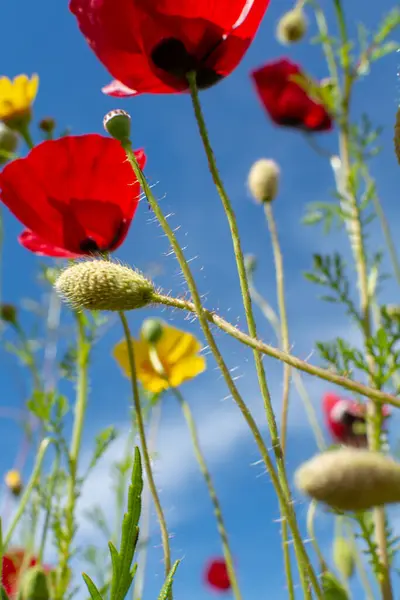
{"left": 151, "top": 38, "right": 223, "bottom": 90}
{"left": 80, "top": 237, "right": 100, "bottom": 253}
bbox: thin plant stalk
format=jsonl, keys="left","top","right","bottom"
{"left": 3, "top": 437, "right": 52, "bottom": 549}
{"left": 344, "top": 520, "right": 375, "bottom": 600}
{"left": 133, "top": 401, "right": 162, "bottom": 600}
{"left": 118, "top": 312, "right": 172, "bottom": 592}
{"left": 152, "top": 292, "right": 400, "bottom": 408}
{"left": 171, "top": 386, "right": 243, "bottom": 600}
{"left": 38, "top": 447, "right": 61, "bottom": 563}
{"left": 121, "top": 142, "right": 322, "bottom": 599}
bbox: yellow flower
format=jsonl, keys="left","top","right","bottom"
{"left": 0, "top": 74, "right": 39, "bottom": 124}
{"left": 5, "top": 469, "right": 23, "bottom": 496}
{"left": 113, "top": 321, "right": 206, "bottom": 393}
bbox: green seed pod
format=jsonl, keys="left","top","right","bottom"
{"left": 295, "top": 448, "right": 400, "bottom": 511}
{"left": 333, "top": 536, "right": 355, "bottom": 580}
{"left": 141, "top": 318, "right": 164, "bottom": 344}
{"left": 103, "top": 109, "right": 131, "bottom": 143}
{"left": 55, "top": 260, "right": 155, "bottom": 312}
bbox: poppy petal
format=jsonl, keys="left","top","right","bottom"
{"left": 19, "top": 230, "right": 80, "bottom": 258}
{"left": 102, "top": 80, "right": 139, "bottom": 97}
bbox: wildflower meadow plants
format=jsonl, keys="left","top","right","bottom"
{"left": 0, "top": 0, "right": 399, "bottom": 599}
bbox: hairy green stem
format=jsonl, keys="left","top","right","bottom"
{"left": 118, "top": 312, "right": 172, "bottom": 593}
{"left": 173, "top": 387, "right": 242, "bottom": 600}
{"left": 122, "top": 143, "right": 322, "bottom": 598}
{"left": 38, "top": 447, "right": 61, "bottom": 563}
{"left": 152, "top": 292, "right": 400, "bottom": 408}
{"left": 4, "top": 437, "right": 52, "bottom": 549}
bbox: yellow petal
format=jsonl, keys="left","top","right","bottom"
{"left": 113, "top": 337, "right": 167, "bottom": 393}
{"left": 154, "top": 324, "right": 202, "bottom": 364}
{"left": 169, "top": 355, "right": 206, "bottom": 387}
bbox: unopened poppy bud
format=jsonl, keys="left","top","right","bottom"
{"left": 5, "top": 470, "right": 23, "bottom": 497}
{"left": 55, "top": 260, "right": 155, "bottom": 312}
{"left": 333, "top": 536, "right": 355, "bottom": 580}
{"left": 103, "top": 109, "right": 131, "bottom": 143}
{"left": 20, "top": 565, "right": 49, "bottom": 600}
{"left": 395, "top": 106, "right": 400, "bottom": 165}
{"left": 0, "top": 123, "right": 18, "bottom": 165}
{"left": 244, "top": 254, "right": 257, "bottom": 275}
{"left": 276, "top": 8, "right": 307, "bottom": 45}
{"left": 141, "top": 318, "right": 164, "bottom": 344}
{"left": 248, "top": 159, "right": 279, "bottom": 203}
{"left": 295, "top": 448, "right": 400, "bottom": 511}
{"left": 39, "top": 117, "right": 56, "bottom": 134}
{"left": 0, "top": 303, "right": 17, "bottom": 325}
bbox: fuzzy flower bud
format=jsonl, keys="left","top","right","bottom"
{"left": 20, "top": 566, "right": 50, "bottom": 600}
{"left": 55, "top": 260, "right": 155, "bottom": 312}
{"left": 276, "top": 8, "right": 307, "bottom": 45}
{"left": 5, "top": 469, "right": 23, "bottom": 497}
{"left": 333, "top": 536, "right": 355, "bottom": 580}
{"left": 141, "top": 318, "right": 164, "bottom": 344}
{"left": 248, "top": 159, "right": 280, "bottom": 204}
{"left": 103, "top": 109, "right": 131, "bottom": 143}
{"left": 39, "top": 117, "right": 56, "bottom": 134}
{"left": 295, "top": 448, "right": 400, "bottom": 512}
{"left": 0, "top": 303, "right": 17, "bottom": 325}
{"left": 395, "top": 106, "right": 400, "bottom": 165}
{"left": 0, "top": 123, "right": 18, "bottom": 165}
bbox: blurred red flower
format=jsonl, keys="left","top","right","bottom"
{"left": 323, "top": 392, "right": 390, "bottom": 447}
{"left": 0, "top": 135, "right": 145, "bottom": 257}
{"left": 69, "top": 0, "right": 270, "bottom": 96}
{"left": 205, "top": 558, "right": 231, "bottom": 592}
{"left": 2, "top": 549, "right": 38, "bottom": 597}
{"left": 251, "top": 58, "right": 332, "bottom": 132}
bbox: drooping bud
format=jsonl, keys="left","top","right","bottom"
{"left": 5, "top": 470, "right": 23, "bottom": 497}
{"left": 276, "top": 7, "right": 307, "bottom": 45}
{"left": 395, "top": 106, "right": 400, "bottom": 165}
{"left": 0, "top": 303, "right": 17, "bottom": 325}
{"left": 295, "top": 448, "right": 400, "bottom": 511}
{"left": 141, "top": 318, "right": 164, "bottom": 344}
{"left": 103, "top": 109, "right": 131, "bottom": 143}
{"left": 248, "top": 159, "right": 280, "bottom": 204}
{"left": 39, "top": 117, "right": 56, "bottom": 135}
{"left": 0, "top": 123, "right": 18, "bottom": 165}
{"left": 55, "top": 260, "right": 155, "bottom": 312}
{"left": 19, "top": 566, "right": 50, "bottom": 600}
{"left": 333, "top": 536, "right": 355, "bottom": 580}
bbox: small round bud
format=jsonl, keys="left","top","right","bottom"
{"left": 39, "top": 117, "right": 56, "bottom": 134}
{"left": 103, "top": 109, "right": 131, "bottom": 142}
{"left": 333, "top": 536, "right": 355, "bottom": 580}
{"left": 141, "top": 318, "right": 164, "bottom": 344}
{"left": 395, "top": 107, "right": 400, "bottom": 165}
{"left": 55, "top": 260, "right": 155, "bottom": 312}
{"left": 20, "top": 566, "right": 50, "bottom": 600}
{"left": 0, "top": 123, "right": 18, "bottom": 165}
{"left": 295, "top": 448, "right": 400, "bottom": 512}
{"left": 244, "top": 254, "right": 257, "bottom": 275}
{"left": 5, "top": 470, "right": 23, "bottom": 497}
{"left": 385, "top": 304, "right": 400, "bottom": 322}
{"left": 276, "top": 8, "right": 307, "bottom": 45}
{"left": 0, "top": 303, "right": 17, "bottom": 325}
{"left": 248, "top": 159, "right": 280, "bottom": 204}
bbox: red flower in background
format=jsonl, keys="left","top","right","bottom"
{"left": 323, "top": 393, "right": 390, "bottom": 447}
{"left": 69, "top": 0, "right": 270, "bottom": 96}
{"left": 205, "top": 558, "right": 231, "bottom": 592}
{"left": 2, "top": 550, "right": 38, "bottom": 597}
{"left": 0, "top": 135, "right": 145, "bottom": 257}
{"left": 251, "top": 58, "right": 332, "bottom": 132}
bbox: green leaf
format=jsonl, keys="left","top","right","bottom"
{"left": 82, "top": 574, "right": 104, "bottom": 600}
{"left": 157, "top": 561, "right": 180, "bottom": 600}
{"left": 321, "top": 572, "right": 349, "bottom": 599}
{"left": 89, "top": 426, "right": 118, "bottom": 471}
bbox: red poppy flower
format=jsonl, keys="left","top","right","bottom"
{"left": 323, "top": 393, "right": 390, "bottom": 448}
{"left": 0, "top": 135, "right": 145, "bottom": 258}
{"left": 2, "top": 549, "right": 38, "bottom": 597}
{"left": 251, "top": 58, "right": 332, "bottom": 132}
{"left": 205, "top": 558, "right": 231, "bottom": 592}
{"left": 69, "top": 0, "right": 270, "bottom": 96}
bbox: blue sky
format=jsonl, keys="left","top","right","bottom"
{"left": 0, "top": 0, "right": 400, "bottom": 599}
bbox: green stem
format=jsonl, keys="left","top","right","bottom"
{"left": 38, "top": 447, "right": 61, "bottom": 563}
{"left": 118, "top": 312, "right": 172, "bottom": 592}
{"left": 152, "top": 292, "right": 400, "bottom": 408}
{"left": 121, "top": 144, "right": 322, "bottom": 599}
{"left": 344, "top": 520, "right": 375, "bottom": 600}
{"left": 3, "top": 437, "right": 52, "bottom": 549}
{"left": 172, "top": 387, "right": 242, "bottom": 600}
{"left": 19, "top": 124, "right": 34, "bottom": 150}
{"left": 306, "top": 501, "right": 328, "bottom": 573}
